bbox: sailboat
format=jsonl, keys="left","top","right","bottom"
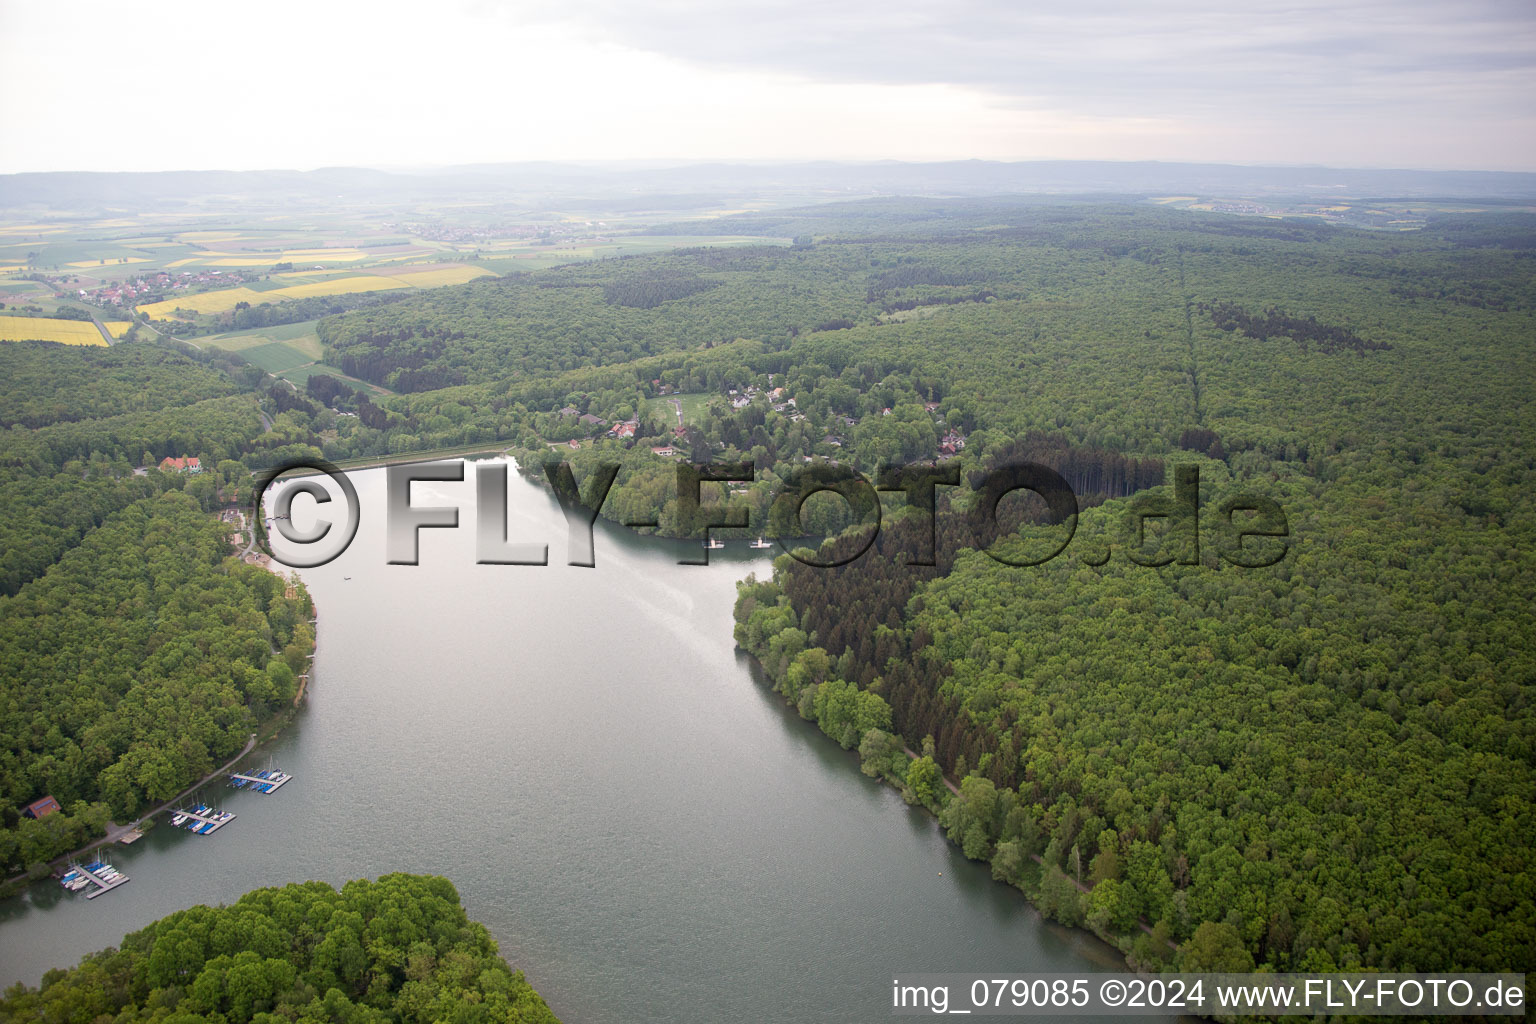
{"left": 750, "top": 536, "right": 772, "bottom": 549}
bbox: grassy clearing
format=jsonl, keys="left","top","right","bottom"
{"left": 644, "top": 391, "right": 714, "bottom": 426}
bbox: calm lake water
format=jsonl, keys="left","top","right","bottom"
{"left": 0, "top": 459, "right": 1165, "bottom": 1022}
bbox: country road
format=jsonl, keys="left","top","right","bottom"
{"left": 88, "top": 315, "right": 114, "bottom": 346}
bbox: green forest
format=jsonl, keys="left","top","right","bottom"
{"left": 291, "top": 200, "right": 1533, "bottom": 975}
{"left": 0, "top": 342, "right": 313, "bottom": 873}
{"left": 1, "top": 199, "right": 1532, "bottom": 981}
{"left": 0, "top": 873, "right": 561, "bottom": 1023}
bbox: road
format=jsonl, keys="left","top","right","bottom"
{"left": 88, "top": 315, "right": 115, "bottom": 346}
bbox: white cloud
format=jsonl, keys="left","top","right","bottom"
{"left": 0, "top": 0, "right": 1530, "bottom": 172}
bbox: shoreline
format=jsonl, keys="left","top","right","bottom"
{"left": 0, "top": 522, "right": 318, "bottom": 902}
{"left": 741, "top": 644, "right": 1172, "bottom": 973}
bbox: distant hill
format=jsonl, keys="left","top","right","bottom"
{"left": 4, "top": 159, "right": 1534, "bottom": 211}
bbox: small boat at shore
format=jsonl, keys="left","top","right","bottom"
{"left": 704, "top": 538, "right": 726, "bottom": 550}
{"left": 750, "top": 537, "right": 772, "bottom": 549}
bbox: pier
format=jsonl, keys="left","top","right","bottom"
{"left": 65, "top": 863, "right": 129, "bottom": 899}
{"left": 229, "top": 770, "right": 293, "bottom": 793}
{"left": 174, "top": 807, "right": 235, "bottom": 834}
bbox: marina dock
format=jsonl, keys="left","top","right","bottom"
{"left": 61, "top": 862, "right": 129, "bottom": 899}
{"left": 173, "top": 807, "right": 235, "bottom": 834}
{"left": 228, "top": 770, "right": 292, "bottom": 793}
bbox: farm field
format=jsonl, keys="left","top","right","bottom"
{"left": 199, "top": 319, "right": 323, "bottom": 354}
{"left": 0, "top": 317, "right": 106, "bottom": 346}
{"left": 0, "top": 206, "right": 790, "bottom": 330}
{"left": 136, "top": 286, "right": 274, "bottom": 318}
{"left": 262, "top": 275, "right": 407, "bottom": 301}
{"left": 273, "top": 360, "right": 390, "bottom": 393}
{"left": 383, "top": 265, "right": 495, "bottom": 287}
{"left": 235, "top": 340, "right": 315, "bottom": 374}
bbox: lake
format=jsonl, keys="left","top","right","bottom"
{"left": 0, "top": 458, "right": 1164, "bottom": 1022}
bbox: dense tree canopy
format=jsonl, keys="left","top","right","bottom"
{"left": 0, "top": 493, "right": 312, "bottom": 872}
{"left": 0, "top": 874, "right": 560, "bottom": 1023}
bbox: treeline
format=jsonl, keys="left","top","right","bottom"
{"left": 0, "top": 394, "right": 264, "bottom": 472}
{"left": 0, "top": 874, "right": 561, "bottom": 1023}
{"left": 0, "top": 342, "right": 238, "bottom": 430}
{"left": 0, "top": 493, "right": 313, "bottom": 873}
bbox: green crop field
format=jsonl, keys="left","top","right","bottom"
{"left": 199, "top": 320, "right": 324, "bottom": 361}
{"left": 276, "top": 362, "right": 379, "bottom": 390}
{"left": 237, "top": 341, "right": 315, "bottom": 373}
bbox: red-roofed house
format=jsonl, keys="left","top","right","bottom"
{"left": 159, "top": 456, "right": 201, "bottom": 473}
{"left": 23, "top": 795, "right": 61, "bottom": 818}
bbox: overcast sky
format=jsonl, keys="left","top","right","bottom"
{"left": 1, "top": 0, "right": 1532, "bottom": 174}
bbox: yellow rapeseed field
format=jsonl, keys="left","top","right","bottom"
{"left": 264, "top": 276, "right": 407, "bottom": 300}
{"left": 389, "top": 266, "right": 495, "bottom": 288}
{"left": 0, "top": 317, "right": 107, "bottom": 346}
{"left": 137, "top": 287, "right": 273, "bottom": 318}
{"left": 67, "top": 257, "right": 150, "bottom": 268}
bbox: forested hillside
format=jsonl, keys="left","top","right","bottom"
{"left": 2, "top": 198, "right": 1531, "bottom": 977}
{"left": 295, "top": 200, "right": 1535, "bottom": 975}
{"left": 0, "top": 342, "right": 240, "bottom": 430}
{"left": 0, "top": 493, "right": 312, "bottom": 873}
{"left": 0, "top": 341, "right": 313, "bottom": 872}
{"left": 0, "top": 873, "right": 561, "bottom": 1023}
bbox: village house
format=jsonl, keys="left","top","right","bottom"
{"left": 938, "top": 430, "right": 967, "bottom": 457}
{"left": 23, "top": 795, "right": 61, "bottom": 818}
{"left": 557, "top": 405, "right": 580, "bottom": 417}
{"left": 159, "top": 456, "right": 201, "bottom": 473}
{"left": 579, "top": 413, "right": 606, "bottom": 426}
